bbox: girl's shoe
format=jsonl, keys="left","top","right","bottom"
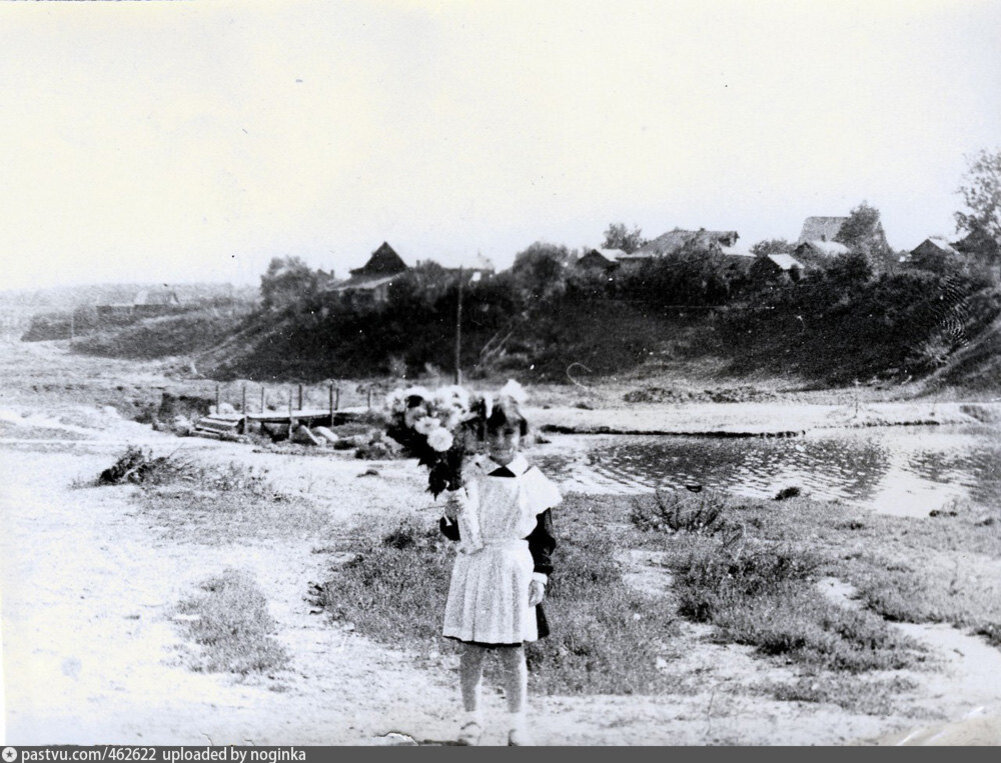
{"left": 456, "top": 720, "right": 482, "bottom": 746}
{"left": 507, "top": 726, "right": 534, "bottom": 746}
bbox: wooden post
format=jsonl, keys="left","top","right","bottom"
{"left": 367, "top": 389, "right": 372, "bottom": 410}
{"left": 335, "top": 386, "right": 340, "bottom": 410}
{"left": 454, "top": 266, "right": 463, "bottom": 385}
{"left": 298, "top": 384, "right": 303, "bottom": 411}
{"left": 328, "top": 383, "right": 334, "bottom": 423}
{"left": 260, "top": 385, "right": 265, "bottom": 412}
{"left": 288, "top": 390, "right": 294, "bottom": 441}
{"left": 215, "top": 384, "right": 220, "bottom": 413}
{"left": 240, "top": 385, "right": 247, "bottom": 434}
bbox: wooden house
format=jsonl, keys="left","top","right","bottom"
{"left": 616, "top": 228, "right": 739, "bottom": 271}
{"left": 331, "top": 242, "right": 409, "bottom": 305}
{"left": 576, "top": 248, "right": 623, "bottom": 272}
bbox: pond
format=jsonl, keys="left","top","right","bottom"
{"left": 533, "top": 425, "right": 1001, "bottom": 518}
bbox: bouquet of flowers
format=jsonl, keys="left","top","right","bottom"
{"left": 383, "top": 384, "right": 489, "bottom": 498}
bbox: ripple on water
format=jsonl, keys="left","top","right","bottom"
{"left": 534, "top": 426, "right": 1001, "bottom": 517}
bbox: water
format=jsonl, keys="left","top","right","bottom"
{"left": 532, "top": 425, "right": 1001, "bottom": 517}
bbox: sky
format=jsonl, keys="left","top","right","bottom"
{"left": 1, "top": 0, "right": 999, "bottom": 290}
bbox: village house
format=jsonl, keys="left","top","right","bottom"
{"left": 791, "top": 238, "right": 850, "bottom": 267}
{"left": 96, "top": 287, "right": 182, "bottom": 320}
{"left": 907, "top": 231, "right": 1000, "bottom": 274}
{"left": 750, "top": 253, "right": 805, "bottom": 282}
{"left": 575, "top": 248, "right": 623, "bottom": 273}
{"left": 330, "top": 242, "right": 409, "bottom": 306}
{"left": 615, "top": 228, "right": 740, "bottom": 271}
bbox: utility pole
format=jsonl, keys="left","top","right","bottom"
{"left": 454, "top": 267, "right": 463, "bottom": 385}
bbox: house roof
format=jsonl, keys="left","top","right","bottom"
{"left": 578, "top": 248, "right": 623, "bottom": 267}
{"left": 911, "top": 236, "right": 959, "bottom": 256}
{"left": 720, "top": 243, "right": 753, "bottom": 258}
{"left": 331, "top": 273, "right": 403, "bottom": 292}
{"left": 349, "top": 242, "right": 408, "bottom": 277}
{"left": 795, "top": 240, "right": 850, "bottom": 257}
{"left": 133, "top": 289, "right": 180, "bottom": 306}
{"left": 798, "top": 216, "right": 848, "bottom": 243}
{"left": 767, "top": 253, "right": 804, "bottom": 271}
{"left": 634, "top": 228, "right": 739, "bottom": 257}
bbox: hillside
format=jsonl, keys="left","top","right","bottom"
{"left": 62, "top": 281, "right": 1001, "bottom": 395}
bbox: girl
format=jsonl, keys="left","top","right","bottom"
{"left": 439, "top": 394, "right": 560, "bottom": 746}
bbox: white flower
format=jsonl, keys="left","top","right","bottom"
{"left": 414, "top": 416, "right": 440, "bottom": 435}
{"left": 498, "top": 379, "right": 527, "bottom": 406}
{"left": 427, "top": 427, "right": 454, "bottom": 452}
{"left": 434, "top": 384, "right": 470, "bottom": 411}
{"left": 402, "top": 385, "right": 432, "bottom": 402}
{"left": 444, "top": 410, "right": 462, "bottom": 430}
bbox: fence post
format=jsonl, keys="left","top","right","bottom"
{"left": 260, "top": 385, "right": 265, "bottom": 413}
{"left": 215, "top": 384, "right": 220, "bottom": 413}
{"left": 335, "top": 386, "right": 340, "bottom": 411}
{"left": 367, "top": 389, "right": 372, "bottom": 410}
{"left": 298, "top": 383, "right": 303, "bottom": 410}
{"left": 328, "top": 383, "right": 334, "bottom": 423}
{"left": 288, "top": 390, "right": 294, "bottom": 441}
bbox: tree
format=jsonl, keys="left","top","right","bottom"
{"left": 511, "top": 242, "right": 575, "bottom": 300}
{"left": 836, "top": 201, "right": 890, "bottom": 270}
{"left": 750, "top": 238, "right": 792, "bottom": 257}
{"left": 260, "top": 256, "right": 320, "bottom": 310}
{"left": 955, "top": 148, "right": 1001, "bottom": 254}
{"left": 601, "top": 222, "right": 646, "bottom": 254}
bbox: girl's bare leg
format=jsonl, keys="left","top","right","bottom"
{"left": 499, "top": 645, "right": 527, "bottom": 714}
{"left": 459, "top": 644, "right": 488, "bottom": 713}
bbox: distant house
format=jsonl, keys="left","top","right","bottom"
{"left": 576, "top": 248, "right": 623, "bottom": 272}
{"left": 331, "top": 242, "right": 409, "bottom": 305}
{"left": 797, "top": 214, "right": 890, "bottom": 266}
{"left": 751, "top": 253, "right": 805, "bottom": 282}
{"left": 906, "top": 233, "right": 1001, "bottom": 273}
{"left": 797, "top": 216, "right": 848, "bottom": 244}
{"left": 791, "top": 239, "right": 850, "bottom": 267}
{"left": 97, "top": 287, "right": 181, "bottom": 320}
{"left": 616, "top": 228, "right": 739, "bottom": 271}
{"left": 132, "top": 288, "right": 182, "bottom": 317}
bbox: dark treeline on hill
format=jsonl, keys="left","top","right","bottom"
{"left": 194, "top": 240, "right": 1001, "bottom": 387}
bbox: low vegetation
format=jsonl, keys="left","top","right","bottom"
{"left": 312, "top": 486, "right": 1001, "bottom": 712}
{"left": 318, "top": 499, "right": 680, "bottom": 696}
{"left": 174, "top": 570, "right": 290, "bottom": 676}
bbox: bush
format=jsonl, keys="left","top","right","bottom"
{"left": 630, "top": 489, "right": 730, "bottom": 535}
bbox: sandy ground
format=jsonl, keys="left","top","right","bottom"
{"left": 3, "top": 342, "right": 1001, "bottom": 745}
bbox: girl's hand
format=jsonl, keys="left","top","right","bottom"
{"left": 528, "top": 579, "right": 546, "bottom": 607}
{"left": 444, "top": 488, "right": 465, "bottom": 522}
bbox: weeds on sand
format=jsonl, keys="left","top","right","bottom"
{"left": 174, "top": 569, "right": 290, "bottom": 675}
{"left": 759, "top": 674, "right": 921, "bottom": 715}
{"left": 668, "top": 530, "right": 919, "bottom": 671}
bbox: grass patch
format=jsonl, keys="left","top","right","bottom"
{"left": 174, "top": 569, "right": 290, "bottom": 675}
{"left": 759, "top": 674, "right": 921, "bottom": 715}
{"left": 669, "top": 535, "right": 916, "bottom": 671}
{"left": 93, "top": 448, "right": 335, "bottom": 543}
{"left": 319, "top": 494, "right": 680, "bottom": 695}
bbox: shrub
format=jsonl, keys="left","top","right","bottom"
{"left": 630, "top": 489, "right": 730, "bottom": 535}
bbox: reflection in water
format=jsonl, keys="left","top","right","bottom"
{"left": 533, "top": 425, "right": 1001, "bottom": 518}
